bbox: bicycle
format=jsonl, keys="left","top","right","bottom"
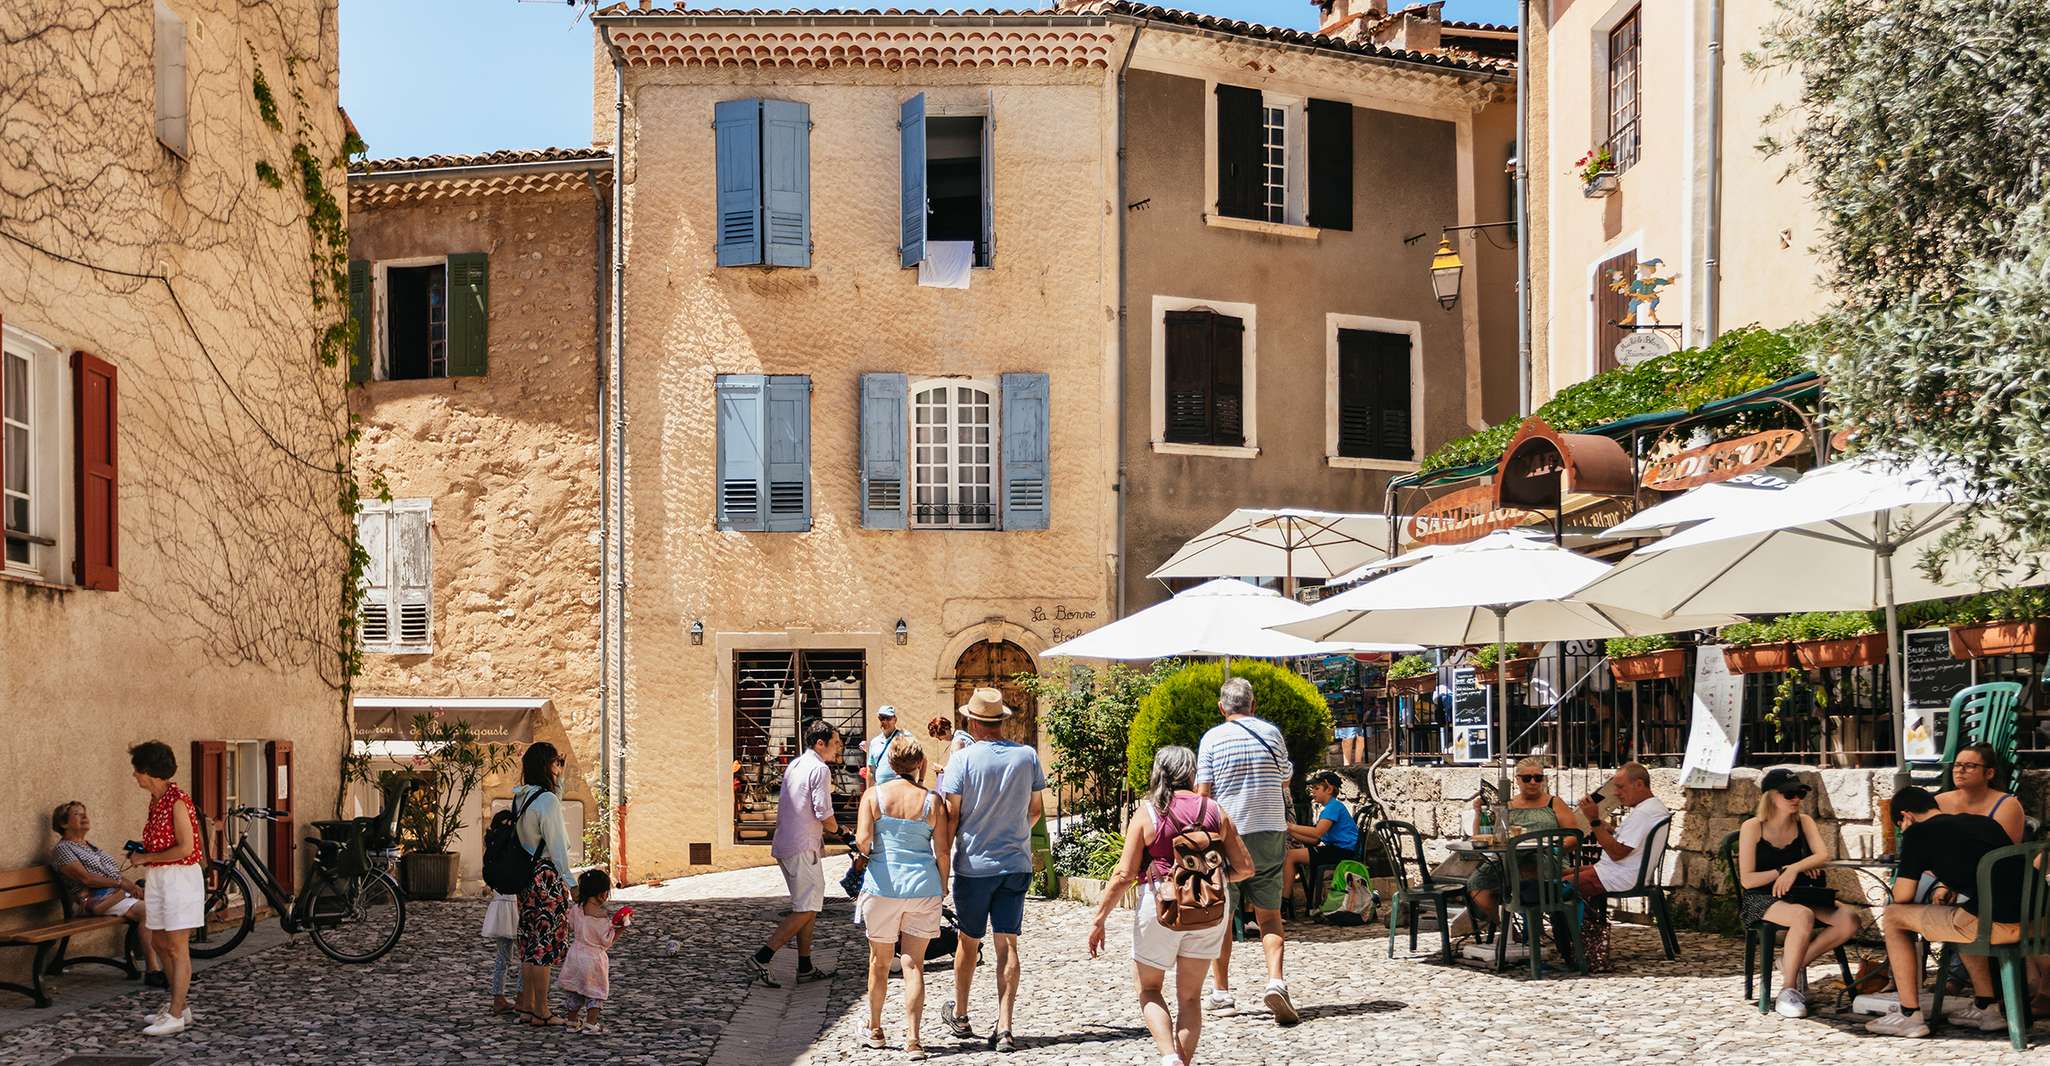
{"left": 185, "top": 807, "right": 406, "bottom": 964}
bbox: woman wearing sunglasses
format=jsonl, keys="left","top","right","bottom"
{"left": 1738, "top": 768, "right": 1860, "bottom": 1019}
{"left": 1463, "top": 758, "right": 1581, "bottom": 923}
{"left": 1935, "top": 742, "right": 2025, "bottom": 843}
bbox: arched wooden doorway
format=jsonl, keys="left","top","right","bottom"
{"left": 953, "top": 640, "right": 1038, "bottom": 748}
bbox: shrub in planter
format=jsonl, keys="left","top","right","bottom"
{"left": 1947, "top": 588, "right": 2050, "bottom": 659}
{"left": 1720, "top": 619, "right": 1794, "bottom": 674}
{"left": 398, "top": 714, "right": 517, "bottom": 899}
{"left": 1471, "top": 641, "right": 1534, "bottom": 683}
{"left": 1387, "top": 654, "right": 1436, "bottom": 695}
{"left": 1606, "top": 634, "right": 1686, "bottom": 682}
{"left": 1784, "top": 611, "right": 1887, "bottom": 669}
{"left": 1125, "top": 660, "right": 1330, "bottom": 795}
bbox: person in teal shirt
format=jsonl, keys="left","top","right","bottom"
{"left": 862, "top": 705, "right": 909, "bottom": 784}
{"left": 1282, "top": 772, "right": 1359, "bottom": 910}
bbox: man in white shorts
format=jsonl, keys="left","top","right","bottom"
{"left": 747, "top": 720, "right": 844, "bottom": 988}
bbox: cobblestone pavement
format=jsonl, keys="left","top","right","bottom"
{"left": 7, "top": 860, "right": 2048, "bottom": 1066}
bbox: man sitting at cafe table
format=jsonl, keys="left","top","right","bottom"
{"left": 1568, "top": 762, "right": 1669, "bottom": 906}
{"left": 1863, "top": 786, "right": 2023, "bottom": 1039}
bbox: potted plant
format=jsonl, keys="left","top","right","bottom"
{"left": 1577, "top": 146, "right": 1618, "bottom": 197}
{"left": 1607, "top": 633, "right": 1686, "bottom": 682}
{"left": 1388, "top": 654, "right": 1436, "bottom": 696}
{"left": 1787, "top": 610, "right": 1888, "bottom": 669}
{"left": 398, "top": 714, "right": 518, "bottom": 900}
{"left": 1720, "top": 618, "right": 1795, "bottom": 675}
{"left": 1948, "top": 588, "right": 2050, "bottom": 659}
{"left": 1471, "top": 642, "right": 1536, "bottom": 684}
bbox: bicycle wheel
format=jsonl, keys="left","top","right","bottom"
{"left": 305, "top": 869, "right": 405, "bottom": 964}
{"left": 187, "top": 863, "right": 256, "bottom": 960}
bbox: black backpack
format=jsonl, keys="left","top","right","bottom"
{"left": 482, "top": 792, "right": 541, "bottom": 895}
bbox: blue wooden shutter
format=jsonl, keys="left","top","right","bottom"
{"left": 1000, "top": 372, "right": 1049, "bottom": 531}
{"left": 859, "top": 373, "right": 908, "bottom": 530}
{"left": 899, "top": 93, "right": 927, "bottom": 268}
{"left": 715, "top": 99, "right": 764, "bottom": 267}
{"left": 761, "top": 100, "right": 811, "bottom": 268}
{"left": 763, "top": 375, "right": 812, "bottom": 532}
{"left": 715, "top": 374, "right": 766, "bottom": 530}
{"left": 445, "top": 252, "right": 488, "bottom": 377}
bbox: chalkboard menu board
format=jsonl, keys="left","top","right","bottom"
{"left": 1905, "top": 628, "right": 1971, "bottom": 710}
{"left": 1450, "top": 667, "right": 1490, "bottom": 726}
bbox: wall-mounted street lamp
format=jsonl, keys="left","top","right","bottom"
{"left": 690, "top": 620, "right": 704, "bottom": 646}
{"left": 1408, "top": 222, "right": 1519, "bottom": 311}
{"left": 895, "top": 619, "right": 909, "bottom": 646}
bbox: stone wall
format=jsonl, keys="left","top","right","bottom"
{"left": 1343, "top": 764, "right": 2050, "bottom": 927}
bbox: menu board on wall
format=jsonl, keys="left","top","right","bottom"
{"left": 1448, "top": 667, "right": 1492, "bottom": 765}
{"left": 1680, "top": 646, "right": 1745, "bottom": 789}
{"left": 1903, "top": 628, "right": 1972, "bottom": 762}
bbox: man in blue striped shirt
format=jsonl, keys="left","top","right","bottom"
{"left": 1195, "top": 677, "right": 1298, "bottom": 1025}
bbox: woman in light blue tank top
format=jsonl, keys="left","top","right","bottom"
{"left": 854, "top": 735, "right": 952, "bottom": 1057}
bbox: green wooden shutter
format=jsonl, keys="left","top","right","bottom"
{"left": 716, "top": 374, "right": 766, "bottom": 531}
{"left": 900, "top": 93, "right": 928, "bottom": 268}
{"left": 1215, "top": 84, "right": 1264, "bottom": 221}
{"left": 348, "top": 260, "right": 372, "bottom": 384}
{"left": 715, "top": 99, "right": 764, "bottom": 267}
{"left": 859, "top": 373, "right": 908, "bottom": 530}
{"left": 764, "top": 375, "right": 812, "bottom": 532}
{"left": 761, "top": 99, "right": 811, "bottom": 268}
{"left": 1306, "top": 98, "right": 1353, "bottom": 231}
{"left": 1000, "top": 372, "right": 1048, "bottom": 531}
{"left": 445, "top": 253, "right": 488, "bottom": 377}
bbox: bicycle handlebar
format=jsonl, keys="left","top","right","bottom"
{"left": 228, "top": 806, "right": 286, "bottom": 821}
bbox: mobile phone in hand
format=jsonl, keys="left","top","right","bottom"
{"left": 123, "top": 840, "right": 146, "bottom": 855}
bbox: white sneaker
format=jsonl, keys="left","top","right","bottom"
{"left": 1945, "top": 1002, "right": 2006, "bottom": 1032}
{"left": 1206, "top": 990, "right": 1235, "bottom": 1013}
{"left": 1864, "top": 1009, "right": 1931, "bottom": 1038}
{"left": 1775, "top": 988, "right": 1808, "bottom": 1019}
{"left": 144, "top": 1010, "right": 192, "bottom": 1037}
{"left": 1263, "top": 980, "right": 1300, "bottom": 1026}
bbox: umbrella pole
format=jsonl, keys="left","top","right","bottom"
{"left": 1494, "top": 608, "right": 1512, "bottom": 826}
{"left": 1881, "top": 543, "right": 1906, "bottom": 767}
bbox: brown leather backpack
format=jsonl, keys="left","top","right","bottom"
{"left": 1154, "top": 798, "right": 1229, "bottom": 931}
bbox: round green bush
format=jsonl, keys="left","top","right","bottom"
{"left": 1125, "top": 660, "right": 1331, "bottom": 794}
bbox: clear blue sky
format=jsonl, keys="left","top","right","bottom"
{"left": 341, "top": 0, "right": 1519, "bottom": 159}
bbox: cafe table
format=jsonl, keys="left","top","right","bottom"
{"left": 1443, "top": 832, "right": 1588, "bottom": 974}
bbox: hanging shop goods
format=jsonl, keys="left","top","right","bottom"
{"left": 1641, "top": 429, "right": 1806, "bottom": 493}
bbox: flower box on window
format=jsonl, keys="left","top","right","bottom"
{"left": 1793, "top": 633, "right": 1889, "bottom": 670}
{"left": 1949, "top": 619, "right": 2050, "bottom": 660}
{"left": 1389, "top": 673, "right": 1436, "bottom": 697}
{"left": 1582, "top": 171, "right": 1619, "bottom": 198}
{"left": 1611, "top": 648, "right": 1687, "bottom": 683}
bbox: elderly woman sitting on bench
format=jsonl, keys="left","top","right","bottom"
{"left": 50, "top": 800, "right": 161, "bottom": 985}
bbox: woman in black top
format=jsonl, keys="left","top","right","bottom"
{"left": 1737, "top": 768, "right": 1860, "bottom": 1018}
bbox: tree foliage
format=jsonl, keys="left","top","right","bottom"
{"left": 1017, "top": 660, "right": 1180, "bottom": 835}
{"left": 1761, "top": 0, "right": 2050, "bottom": 578}
{"left": 1124, "top": 661, "right": 1330, "bottom": 795}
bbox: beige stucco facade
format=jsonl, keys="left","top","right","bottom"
{"left": 599, "top": 11, "right": 1122, "bottom": 876}
{"left": 0, "top": 0, "right": 347, "bottom": 967}
{"left": 1538, "top": 0, "right": 1823, "bottom": 400}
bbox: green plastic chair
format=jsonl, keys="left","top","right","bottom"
{"left": 1380, "top": 820, "right": 1468, "bottom": 963}
{"left": 1914, "top": 682, "right": 2025, "bottom": 790}
{"left": 1496, "top": 827, "right": 1587, "bottom": 979}
{"left": 1716, "top": 831, "right": 1855, "bottom": 1013}
{"left": 1926, "top": 840, "right": 2050, "bottom": 1050}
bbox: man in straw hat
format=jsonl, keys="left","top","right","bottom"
{"left": 936, "top": 687, "right": 1046, "bottom": 1053}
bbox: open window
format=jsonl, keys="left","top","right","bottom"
{"left": 346, "top": 254, "right": 488, "bottom": 383}
{"left": 385, "top": 264, "right": 447, "bottom": 381}
{"left": 900, "top": 93, "right": 996, "bottom": 269}
{"left": 1214, "top": 85, "right": 1352, "bottom": 231}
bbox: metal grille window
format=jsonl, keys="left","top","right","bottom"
{"left": 1262, "top": 105, "right": 1288, "bottom": 223}
{"left": 911, "top": 379, "right": 997, "bottom": 530}
{"left": 732, "top": 649, "right": 868, "bottom": 841}
{"left": 1607, "top": 9, "right": 1641, "bottom": 172}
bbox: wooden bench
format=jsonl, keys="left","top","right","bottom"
{"left": 0, "top": 866, "right": 139, "bottom": 1007}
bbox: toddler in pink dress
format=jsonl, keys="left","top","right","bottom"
{"left": 558, "top": 868, "right": 627, "bottom": 1033}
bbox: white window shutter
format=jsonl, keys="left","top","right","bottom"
{"left": 356, "top": 506, "right": 391, "bottom": 650}
{"left": 393, "top": 500, "right": 432, "bottom": 652}
{"left": 153, "top": 1, "right": 188, "bottom": 157}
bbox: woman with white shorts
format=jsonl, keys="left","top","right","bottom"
{"left": 853, "top": 734, "right": 952, "bottom": 1059}
{"left": 1088, "top": 746, "right": 1254, "bottom": 1066}
{"left": 129, "top": 740, "right": 208, "bottom": 1037}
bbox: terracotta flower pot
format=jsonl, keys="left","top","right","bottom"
{"left": 1722, "top": 643, "right": 1794, "bottom": 675}
{"left": 1389, "top": 674, "right": 1435, "bottom": 697}
{"left": 1794, "top": 634, "right": 1889, "bottom": 670}
{"left": 1610, "top": 648, "right": 1687, "bottom": 683}
{"left": 1949, "top": 620, "right": 2050, "bottom": 660}
{"left": 1474, "top": 658, "right": 1535, "bottom": 684}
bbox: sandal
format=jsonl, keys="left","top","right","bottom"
{"left": 988, "top": 1029, "right": 1016, "bottom": 1053}
{"left": 865, "top": 1027, "right": 888, "bottom": 1050}
{"left": 948, "top": 1013, "right": 973, "bottom": 1039}
{"left": 528, "top": 1013, "right": 568, "bottom": 1027}
{"left": 906, "top": 1044, "right": 928, "bottom": 1061}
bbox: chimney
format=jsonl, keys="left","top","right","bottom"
{"left": 1315, "top": 0, "right": 1388, "bottom": 41}
{"left": 1372, "top": 2, "right": 1444, "bottom": 52}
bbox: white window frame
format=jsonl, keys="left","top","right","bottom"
{"left": 371, "top": 257, "right": 451, "bottom": 382}
{"left": 1324, "top": 314, "right": 1424, "bottom": 472}
{"left": 2, "top": 325, "right": 72, "bottom": 585}
{"left": 1203, "top": 84, "right": 1318, "bottom": 240}
{"left": 1149, "top": 295, "right": 1260, "bottom": 460}
{"left": 356, "top": 497, "right": 433, "bottom": 655}
{"left": 1588, "top": 1, "right": 1644, "bottom": 177}
{"left": 909, "top": 376, "right": 1000, "bottom": 530}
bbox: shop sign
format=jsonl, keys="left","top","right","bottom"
{"left": 1493, "top": 417, "right": 1635, "bottom": 512}
{"left": 1642, "top": 429, "right": 1806, "bottom": 493}
{"left": 1614, "top": 331, "right": 1671, "bottom": 368}
{"left": 354, "top": 706, "right": 534, "bottom": 744}
{"left": 1412, "top": 482, "right": 1534, "bottom": 546}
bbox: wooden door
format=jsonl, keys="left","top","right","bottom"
{"left": 191, "top": 740, "right": 226, "bottom": 859}
{"left": 953, "top": 641, "right": 1039, "bottom": 748}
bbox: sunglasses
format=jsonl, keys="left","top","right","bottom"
{"left": 1954, "top": 761, "right": 1988, "bottom": 771}
{"left": 1517, "top": 774, "right": 1545, "bottom": 783}
{"left": 1774, "top": 786, "right": 1812, "bottom": 799}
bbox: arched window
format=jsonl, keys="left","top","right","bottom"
{"left": 911, "top": 378, "right": 997, "bottom": 529}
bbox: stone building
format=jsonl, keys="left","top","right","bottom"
{"left": 1, "top": 0, "right": 349, "bottom": 955}
{"left": 343, "top": 148, "right": 614, "bottom": 885}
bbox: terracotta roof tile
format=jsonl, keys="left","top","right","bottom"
{"left": 349, "top": 146, "right": 612, "bottom": 176}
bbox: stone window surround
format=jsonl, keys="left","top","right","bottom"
{"left": 1323, "top": 312, "right": 1424, "bottom": 472}
{"left": 1588, "top": 0, "right": 1644, "bottom": 177}
{"left": 2, "top": 324, "right": 72, "bottom": 587}
{"left": 1149, "top": 294, "right": 1260, "bottom": 460}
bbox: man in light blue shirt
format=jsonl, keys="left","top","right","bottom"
{"left": 936, "top": 688, "right": 1044, "bottom": 1052}
{"left": 862, "top": 705, "right": 908, "bottom": 784}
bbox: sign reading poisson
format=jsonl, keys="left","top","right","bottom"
{"left": 1643, "top": 429, "right": 1806, "bottom": 493}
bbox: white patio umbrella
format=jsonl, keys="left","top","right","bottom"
{"left": 1275, "top": 531, "right": 1740, "bottom": 797}
{"left": 1599, "top": 470, "right": 1795, "bottom": 540}
{"left": 1572, "top": 456, "right": 2050, "bottom": 760}
{"left": 1147, "top": 508, "right": 1396, "bottom": 595}
{"left": 1042, "top": 578, "right": 1418, "bottom": 661}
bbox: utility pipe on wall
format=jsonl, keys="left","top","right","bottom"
{"left": 1113, "top": 21, "right": 1145, "bottom": 620}
{"left": 1701, "top": 0, "right": 1725, "bottom": 345}
{"left": 605, "top": 28, "right": 630, "bottom": 879}
{"left": 1515, "top": 0, "right": 1531, "bottom": 416}
{"left": 586, "top": 167, "right": 610, "bottom": 834}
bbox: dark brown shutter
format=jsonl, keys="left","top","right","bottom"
{"left": 1306, "top": 98, "right": 1353, "bottom": 231}
{"left": 191, "top": 740, "right": 226, "bottom": 859}
{"left": 266, "top": 741, "right": 296, "bottom": 893}
{"left": 1595, "top": 249, "right": 1638, "bottom": 374}
{"left": 1375, "top": 333, "right": 1413, "bottom": 460}
{"left": 1215, "top": 84, "right": 1264, "bottom": 222}
{"left": 1337, "top": 330, "right": 1375, "bottom": 458}
{"left": 1338, "top": 329, "right": 1413, "bottom": 461}
{"left": 1209, "top": 313, "right": 1245, "bottom": 446}
{"left": 1163, "top": 310, "right": 1215, "bottom": 444}
{"left": 72, "top": 351, "right": 118, "bottom": 590}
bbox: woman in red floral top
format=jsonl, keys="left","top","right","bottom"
{"left": 130, "top": 740, "right": 206, "bottom": 1037}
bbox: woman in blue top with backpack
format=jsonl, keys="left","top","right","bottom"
{"left": 853, "top": 735, "right": 953, "bottom": 1058}
{"left": 1088, "top": 746, "right": 1253, "bottom": 1066}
